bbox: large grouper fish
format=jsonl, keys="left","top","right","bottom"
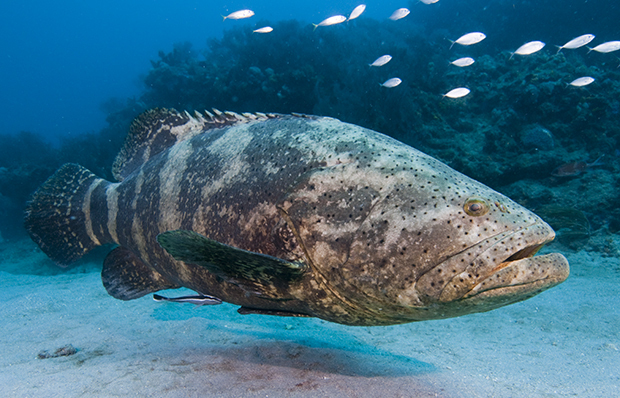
{"left": 24, "top": 109, "right": 569, "bottom": 326}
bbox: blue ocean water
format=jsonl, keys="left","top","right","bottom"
{"left": 1, "top": 0, "right": 405, "bottom": 141}
{"left": 1, "top": 0, "right": 616, "bottom": 140}
{"left": 1, "top": 1, "right": 620, "bottom": 396}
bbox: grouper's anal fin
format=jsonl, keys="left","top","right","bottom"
{"left": 156, "top": 230, "right": 308, "bottom": 293}
{"left": 102, "top": 246, "right": 179, "bottom": 300}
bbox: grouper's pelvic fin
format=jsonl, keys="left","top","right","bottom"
{"left": 24, "top": 163, "right": 111, "bottom": 266}
{"left": 157, "top": 230, "right": 308, "bottom": 293}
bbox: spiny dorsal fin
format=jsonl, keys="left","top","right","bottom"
{"left": 111, "top": 108, "right": 275, "bottom": 181}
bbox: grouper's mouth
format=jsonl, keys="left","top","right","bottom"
{"left": 462, "top": 247, "right": 568, "bottom": 299}
{"left": 499, "top": 241, "right": 548, "bottom": 265}
{"left": 414, "top": 221, "right": 569, "bottom": 312}
{"left": 446, "top": 224, "right": 569, "bottom": 306}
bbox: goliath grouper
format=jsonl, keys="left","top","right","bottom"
{"left": 24, "top": 109, "right": 569, "bottom": 326}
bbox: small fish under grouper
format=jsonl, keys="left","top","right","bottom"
{"left": 24, "top": 109, "right": 569, "bottom": 326}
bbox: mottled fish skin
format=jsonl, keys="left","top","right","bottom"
{"left": 25, "top": 109, "right": 569, "bottom": 326}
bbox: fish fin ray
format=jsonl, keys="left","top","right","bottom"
{"left": 24, "top": 163, "right": 111, "bottom": 266}
{"left": 156, "top": 230, "right": 308, "bottom": 292}
{"left": 112, "top": 108, "right": 195, "bottom": 181}
{"left": 112, "top": 108, "right": 277, "bottom": 181}
{"left": 102, "top": 246, "right": 179, "bottom": 300}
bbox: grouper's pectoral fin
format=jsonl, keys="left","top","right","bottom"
{"left": 102, "top": 246, "right": 179, "bottom": 300}
{"left": 156, "top": 230, "right": 308, "bottom": 293}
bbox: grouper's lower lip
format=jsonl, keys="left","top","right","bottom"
{"left": 433, "top": 220, "right": 563, "bottom": 304}
{"left": 464, "top": 252, "right": 570, "bottom": 299}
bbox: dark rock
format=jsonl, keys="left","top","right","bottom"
{"left": 37, "top": 344, "right": 78, "bottom": 359}
{"left": 521, "top": 124, "right": 554, "bottom": 151}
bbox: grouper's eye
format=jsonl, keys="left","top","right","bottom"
{"left": 464, "top": 197, "right": 489, "bottom": 217}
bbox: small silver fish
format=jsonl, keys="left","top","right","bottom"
{"left": 253, "top": 26, "right": 273, "bottom": 34}
{"left": 588, "top": 41, "right": 620, "bottom": 54}
{"left": 348, "top": 4, "right": 366, "bottom": 21}
{"left": 420, "top": 0, "right": 439, "bottom": 4}
{"left": 381, "top": 77, "right": 402, "bottom": 88}
{"left": 510, "top": 41, "right": 546, "bottom": 59}
{"left": 569, "top": 76, "right": 595, "bottom": 87}
{"left": 222, "top": 9, "right": 255, "bottom": 21}
{"left": 389, "top": 8, "right": 410, "bottom": 21}
{"left": 153, "top": 294, "right": 222, "bottom": 306}
{"left": 556, "top": 34, "right": 595, "bottom": 53}
{"left": 369, "top": 55, "right": 392, "bottom": 67}
{"left": 313, "top": 15, "right": 347, "bottom": 30}
{"left": 450, "top": 32, "right": 486, "bottom": 49}
{"left": 443, "top": 87, "right": 470, "bottom": 98}
{"left": 450, "top": 57, "right": 475, "bottom": 67}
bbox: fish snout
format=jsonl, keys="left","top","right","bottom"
{"left": 462, "top": 252, "right": 569, "bottom": 300}
{"left": 415, "top": 221, "right": 563, "bottom": 307}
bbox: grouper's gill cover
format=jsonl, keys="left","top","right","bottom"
{"left": 24, "top": 108, "right": 569, "bottom": 326}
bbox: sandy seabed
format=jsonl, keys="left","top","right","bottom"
{"left": 0, "top": 239, "right": 618, "bottom": 398}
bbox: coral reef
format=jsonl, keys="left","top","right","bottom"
{"left": 2, "top": 12, "right": 620, "bottom": 254}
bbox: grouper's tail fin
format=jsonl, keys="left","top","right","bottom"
{"left": 24, "top": 163, "right": 112, "bottom": 266}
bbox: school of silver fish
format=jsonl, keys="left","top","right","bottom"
{"left": 221, "top": 3, "right": 611, "bottom": 95}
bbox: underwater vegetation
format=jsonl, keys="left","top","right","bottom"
{"left": 2, "top": 8, "right": 620, "bottom": 252}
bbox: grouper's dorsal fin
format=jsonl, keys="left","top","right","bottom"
{"left": 112, "top": 108, "right": 276, "bottom": 181}
{"left": 156, "top": 230, "right": 308, "bottom": 293}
